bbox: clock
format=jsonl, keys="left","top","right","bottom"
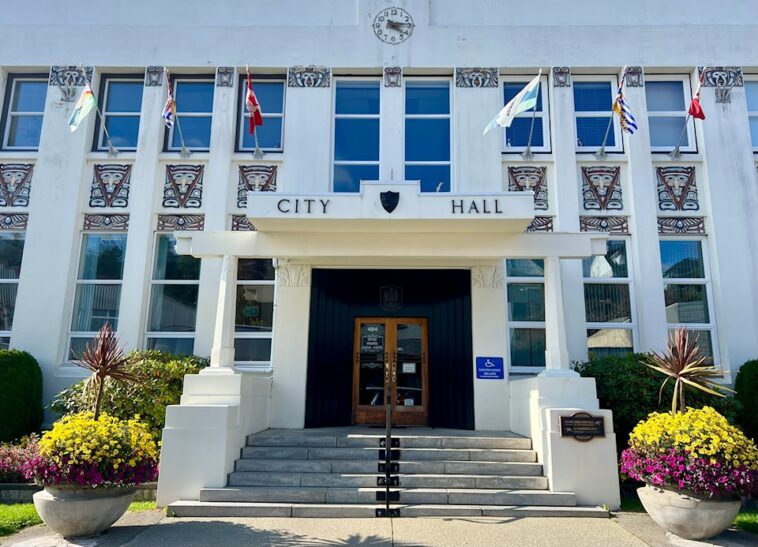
{"left": 373, "top": 7, "right": 414, "bottom": 44}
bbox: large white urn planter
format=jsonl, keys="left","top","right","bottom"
{"left": 637, "top": 486, "right": 741, "bottom": 540}
{"left": 33, "top": 485, "right": 136, "bottom": 538}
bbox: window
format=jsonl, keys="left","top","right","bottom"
{"left": 582, "top": 240, "right": 635, "bottom": 358}
{"left": 2, "top": 75, "right": 47, "bottom": 150}
{"left": 505, "top": 259, "right": 545, "bottom": 371}
{"left": 94, "top": 76, "right": 143, "bottom": 151}
{"left": 238, "top": 78, "right": 285, "bottom": 152}
{"left": 660, "top": 240, "right": 716, "bottom": 360}
{"left": 68, "top": 234, "right": 127, "bottom": 359}
{"left": 235, "top": 259, "right": 275, "bottom": 368}
{"left": 646, "top": 78, "right": 694, "bottom": 152}
{"left": 405, "top": 80, "right": 451, "bottom": 192}
{"left": 333, "top": 80, "right": 380, "bottom": 192}
{"left": 146, "top": 235, "right": 201, "bottom": 355}
{"left": 166, "top": 78, "right": 214, "bottom": 151}
{"left": 503, "top": 76, "right": 550, "bottom": 152}
{"left": 745, "top": 80, "right": 758, "bottom": 151}
{"left": 573, "top": 77, "right": 621, "bottom": 152}
{"left": 0, "top": 233, "right": 25, "bottom": 349}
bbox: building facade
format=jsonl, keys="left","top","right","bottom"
{"left": 1, "top": 0, "right": 757, "bottom": 510}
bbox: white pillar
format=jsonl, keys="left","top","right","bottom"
{"left": 540, "top": 256, "right": 577, "bottom": 376}
{"left": 205, "top": 254, "right": 238, "bottom": 374}
{"left": 380, "top": 69, "right": 403, "bottom": 182}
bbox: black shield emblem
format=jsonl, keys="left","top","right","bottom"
{"left": 380, "top": 285, "right": 403, "bottom": 312}
{"left": 380, "top": 191, "right": 400, "bottom": 213}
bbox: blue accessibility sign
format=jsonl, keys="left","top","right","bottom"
{"left": 475, "top": 356, "right": 504, "bottom": 379}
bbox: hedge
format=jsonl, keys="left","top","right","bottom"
{"left": 0, "top": 350, "right": 43, "bottom": 442}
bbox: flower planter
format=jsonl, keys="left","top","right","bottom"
{"left": 33, "top": 485, "right": 136, "bottom": 538}
{"left": 637, "top": 486, "right": 741, "bottom": 540}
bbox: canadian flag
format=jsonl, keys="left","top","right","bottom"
{"left": 246, "top": 73, "right": 264, "bottom": 134}
{"left": 688, "top": 72, "right": 706, "bottom": 120}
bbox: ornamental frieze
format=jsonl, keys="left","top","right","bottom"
{"left": 49, "top": 65, "right": 93, "bottom": 101}
{"left": 83, "top": 214, "right": 129, "bottom": 231}
{"left": 90, "top": 164, "right": 131, "bottom": 208}
{"left": 552, "top": 67, "right": 571, "bottom": 87}
{"left": 384, "top": 67, "right": 402, "bottom": 87}
{"left": 287, "top": 66, "right": 330, "bottom": 88}
{"left": 0, "top": 213, "right": 28, "bottom": 230}
{"left": 581, "top": 166, "right": 622, "bottom": 211}
{"left": 0, "top": 163, "right": 33, "bottom": 207}
{"left": 163, "top": 165, "right": 204, "bottom": 208}
{"left": 624, "top": 67, "right": 644, "bottom": 87}
{"left": 525, "top": 216, "right": 554, "bottom": 232}
{"left": 231, "top": 215, "right": 256, "bottom": 231}
{"left": 145, "top": 66, "right": 164, "bottom": 87}
{"left": 579, "top": 216, "right": 629, "bottom": 234}
{"left": 215, "top": 67, "right": 235, "bottom": 87}
{"left": 156, "top": 214, "right": 205, "bottom": 232}
{"left": 455, "top": 68, "right": 498, "bottom": 88}
{"left": 237, "top": 165, "right": 278, "bottom": 208}
{"left": 507, "top": 166, "right": 548, "bottom": 210}
{"left": 657, "top": 217, "right": 706, "bottom": 235}
{"left": 698, "top": 67, "right": 743, "bottom": 103}
{"left": 656, "top": 166, "right": 698, "bottom": 211}
{"left": 471, "top": 265, "right": 505, "bottom": 289}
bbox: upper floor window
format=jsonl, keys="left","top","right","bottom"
{"left": 333, "top": 80, "right": 380, "bottom": 192}
{"left": 646, "top": 77, "right": 695, "bottom": 152}
{"left": 405, "top": 80, "right": 451, "bottom": 192}
{"left": 573, "top": 77, "right": 621, "bottom": 152}
{"left": 95, "top": 76, "right": 143, "bottom": 151}
{"left": 1, "top": 75, "right": 47, "bottom": 150}
{"left": 503, "top": 76, "right": 550, "bottom": 153}
{"left": 166, "top": 78, "right": 214, "bottom": 152}
{"left": 238, "top": 78, "right": 285, "bottom": 152}
{"left": 745, "top": 79, "right": 758, "bottom": 152}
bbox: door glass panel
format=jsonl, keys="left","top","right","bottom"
{"left": 358, "top": 322, "right": 385, "bottom": 406}
{"left": 395, "top": 322, "right": 422, "bottom": 408}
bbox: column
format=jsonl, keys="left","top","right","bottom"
{"left": 380, "top": 67, "right": 403, "bottom": 182}
{"left": 540, "top": 256, "right": 576, "bottom": 376}
{"left": 203, "top": 254, "right": 238, "bottom": 374}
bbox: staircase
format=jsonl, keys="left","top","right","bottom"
{"left": 168, "top": 428, "right": 608, "bottom": 518}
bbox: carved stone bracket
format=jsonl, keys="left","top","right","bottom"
{"left": 276, "top": 262, "right": 311, "bottom": 287}
{"left": 145, "top": 66, "right": 164, "bottom": 87}
{"left": 83, "top": 214, "right": 129, "bottom": 231}
{"left": 216, "top": 67, "right": 235, "bottom": 87}
{"left": 471, "top": 265, "right": 505, "bottom": 289}
{"left": 624, "top": 66, "right": 644, "bottom": 87}
{"left": 49, "top": 65, "right": 93, "bottom": 101}
{"left": 231, "top": 215, "right": 256, "bottom": 231}
{"left": 657, "top": 217, "right": 706, "bottom": 235}
{"left": 455, "top": 68, "right": 498, "bottom": 88}
{"left": 579, "top": 216, "right": 630, "bottom": 234}
{"left": 552, "top": 67, "right": 571, "bottom": 87}
{"left": 384, "top": 67, "right": 402, "bottom": 87}
{"left": 699, "top": 66, "right": 743, "bottom": 103}
{"left": 525, "top": 216, "right": 554, "bottom": 232}
{"left": 287, "top": 66, "right": 331, "bottom": 88}
{"left": 0, "top": 213, "right": 28, "bottom": 231}
{"left": 156, "top": 214, "right": 205, "bottom": 231}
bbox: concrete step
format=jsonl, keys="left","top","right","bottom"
{"left": 168, "top": 501, "right": 609, "bottom": 519}
{"left": 247, "top": 433, "right": 531, "bottom": 450}
{"left": 240, "top": 446, "right": 537, "bottom": 462}
{"left": 228, "top": 472, "right": 549, "bottom": 490}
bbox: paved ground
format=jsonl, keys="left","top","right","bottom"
{"left": 2, "top": 510, "right": 757, "bottom": 547}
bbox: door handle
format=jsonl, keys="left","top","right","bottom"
{"left": 391, "top": 353, "right": 397, "bottom": 384}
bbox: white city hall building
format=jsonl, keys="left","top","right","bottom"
{"left": 2, "top": 0, "right": 757, "bottom": 517}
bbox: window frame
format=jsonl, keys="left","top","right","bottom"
{"left": 235, "top": 75, "right": 286, "bottom": 153}
{"left": 572, "top": 74, "right": 623, "bottom": 154}
{"left": 0, "top": 73, "right": 48, "bottom": 152}
{"left": 744, "top": 76, "right": 758, "bottom": 153}
{"left": 645, "top": 74, "right": 697, "bottom": 154}
{"left": 501, "top": 74, "right": 552, "bottom": 154}
{"left": 234, "top": 258, "right": 276, "bottom": 371}
{"left": 162, "top": 75, "right": 215, "bottom": 153}
{"left": 504, "top": 259, "right": 546, "bottom": 374}
{"left": 92, "top": 74, "right": 144, "bottom": 152}
{"left": 0, "top": 231, "right": 26, "bottom": 350}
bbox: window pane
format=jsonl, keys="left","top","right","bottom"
{"left": 146, "top": 337, "right": 194, "bottom": 356}
{"left": 148, "top": 284, "right": 199, "bottom": 332}
{"left": 505, "top": 117, "right": 544, "bottom": 147}
{"left": 668, "top": 329, "right": 713, "bottom": 359}
{"left": 0, "top": 234, "right": 25, "bottom": 279}
{"left": 234, "top": 338, "right": 272, "bottom": 361}
{"left": 69, "top": 338, "right": 91, "bottom": 360}
{"left": 334, "top": 164, "right": 379, "bottom": 193}
{"left": 405, "top": 81, "right": 449, "bottom": 114}
{"left": 0, "top": 283, "right": 18, "bottom": 331}
{"left": 749, "top": 117, "right": 758, "bottom": 148}
{"left": 573, "top": 82, "right": 612, "bottom": 112}
{"left": 646, "top": 81, "right": 685, "bottom": 111}
{"left": 7, "top": 115, "right": 43, "bottom": 148}
{"left": 506, "top": 259, "right": 544, "bottom": 277}
{"left": 746, "top": 82, "right": 758, "bottom": 111}
{"left": 235, "top": 284, "right": 274, "bottom": 332}
{"left": 405, "top": 118, "right": 450, "bottom": 161}
{"left": 153, "top": 235, "right": 201, "bottom": 280}
{"left": 576, "top": 117, "right": 614, "bottom": 147}
{"left": 587, "top": 328, "right": 633, "bottom": 358}
{"left": 253, "top": 82, "right": 284, "bottom": 114}
{"left": 105, "top": 81, "right": 143, "bottom": 112}
{"left": 241, "top": 116, "right": 282, "bottom": 149}
{"left": 507, "top": 283, "right": 545, "bottom": 321}
{"left": 78, "top": 235, "right": 127, "bottom": 280}
{"left": 404, "top": 164, "right": 450, "bottom": 193}
{"left": 335, "top": 118, "right": 379, "bottom": 161}
{"left": 664, "top": 284, "right": 709, "bottom": 323}
{"left": 584, "top": 284, "right": 631, "bottom": 322}
{"left": 660, "top": 241, "right": 704, "bottom": 278}
{"left": 510, "top": 328, "right": 545, "bottom": 367}
{"left": 0, "top": 337, "right": 9, "bottom": 350}
{"left": 171, "top": 116, "right": 212, "bottom": 149}
{"left": 336, "top": 81, "right": 380, "bottom": 114}
{"left": 71, "top": 284, "right": 121, "bottom": 331}
{"left": 11, "top": 80, "right": 47, "bottom": 112}
{"left": 175, "top": 81, "right": 214, "bottom": 113}
{"left": 583, "top": 240, "right": 628, "bottom": 278}
{"left": 238, "top": 259, "right": 275, "bottom": 281}
{"left": 505, "top": 83, "right": 542, "bottom": 111}
{"left": 103, "top": 116, "right": 140, "bottom": 149}
{"left": 649, "top": 117, "right": 688, "bottom": 148}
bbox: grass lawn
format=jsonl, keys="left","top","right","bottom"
{"left": 0, "top": 500, "right": 158, "bottom": 537}
{"left": 734, "top": 509, "right": 758, "bottom": 534}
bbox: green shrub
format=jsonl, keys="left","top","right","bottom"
{"left": 573, "top": 353, "right": 741, "bottom": 454}
{"left": 735, "top": 359, "right": 758, "bottom": 443}
{"left": 0, "top": 350, "right": 42, "bottom": 442}
{"left": 50, "top": 350, "right": 208, "bottom": 440}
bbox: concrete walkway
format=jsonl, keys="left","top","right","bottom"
{"left": 2, "top": 510, "right": 756, "bottom": 547}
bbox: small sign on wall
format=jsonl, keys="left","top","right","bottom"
{"left": 559, "top": 412, "right": 605, "bottom": 441}
{"left": 475, "top": 356, "right": 504, "bottom": 379}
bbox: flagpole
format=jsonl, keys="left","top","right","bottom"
{"left": 164, "top": 68, "right": 191, "bottom": 159}
{"left": 595, "top": 67, "right": 628, "bottom": 160}
{"left": 78, "top": 66, "right": 119, "bottom": 158}
{"left": 669, "top": 67, "right": 705, "bottom": 160}
{"left": 246, "top": 65, "right": 264, "bottom": 159}
{"left": 521, "top": 76, "right": 541, "bottom": 160}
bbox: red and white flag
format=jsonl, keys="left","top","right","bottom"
{"left": 246, "top": 73, "right": 263, "bottom": 134}
{"left": 688, "top": 72, "right": 706, "bottom": 120}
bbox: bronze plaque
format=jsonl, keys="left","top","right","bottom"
{"left": 559, "top": 412, "right": 605, "bottom": 442}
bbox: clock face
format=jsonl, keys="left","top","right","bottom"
{"left": 373, "top": 7, "right": 414, "bottom": 44}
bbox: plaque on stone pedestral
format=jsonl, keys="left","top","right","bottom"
{"left": 559, "top": 412, "right": 605, "bottom": 441}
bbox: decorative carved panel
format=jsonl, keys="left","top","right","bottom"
{"left": 49, "top": 65, "right": 93, "bottom": 101}
{"left": 624, "top": 66, "right": 644, "bottom": 87}
{"left": 552, "top": 67, "right": 571, "bottom": 87}
{"left": 656, "top": 166, "right": 698, "bottom": 211}
{"left": 287, "top": 66, "right": 330, "bottom": 88}
{"left": 216, "top": 67, "right": 235, "bottom": 87}
{"left": 582, "top": 166, "right": 622, "bottom": 211}
{"left": 579, "top": 216, "right": 629, "bottom": 234}
{"left": 525, "top": 216, "right": 553, "bottom": 232}
{"left": 699, "top": 66, "right": 743, "bottom": 103}
{"left": 0, "top": 213, "right": 28, "bottom": 230}
{"left": 90, "top": 164, "right": 131, "bottom": 208}
{"left": 156, "top": 214, "right": 205, "bottom": 231}
{"left": 145, "top": 66, "right": 164, "bottom": 87}
{"left": 237, "top": 165, "right": 278, "bottom": 208}
{"left": 455, "top": 68, "right": 498, "bottom": 88}
{"left": 83, "top": 214, "right": 129, "bottom": 231}
{"left": 384, "top": 67, "right": 402, "bottom": 87}
{"left": 276, "top": 263, "right": 311, "bottom": 287}
{"left": 231, "top": 215, "right": 256, "bottom": 231}
{"left": 657, "top": 217, "right": 706, "bottom": 235}
{"left": 0, "top": 163, "right": 33, "bottom": 207}
{"left": 508, "top": 166, "right": 548, "bottom": 210}
{"left": 163, "top": 165, "right": 204, "bottom": 208}
{"left": 471, "top": 265, "right": 505, "bottom": 289}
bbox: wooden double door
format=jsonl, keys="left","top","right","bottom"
{"left": 352, "top": 317, "right": 429, "bottom": 426}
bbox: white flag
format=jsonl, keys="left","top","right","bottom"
{"left": 483, "top": 71, "right": 542, "bottom": 135}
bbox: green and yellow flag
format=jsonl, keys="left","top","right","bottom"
{"left": 68, "top": 83, "right": 96, "bottom": 132}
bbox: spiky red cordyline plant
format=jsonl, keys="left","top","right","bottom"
{"left": 643, "top": 328, "right": 734, "bottom": 414}
{"left": 75, "top": 323, "right": 140, "bottom": 420}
